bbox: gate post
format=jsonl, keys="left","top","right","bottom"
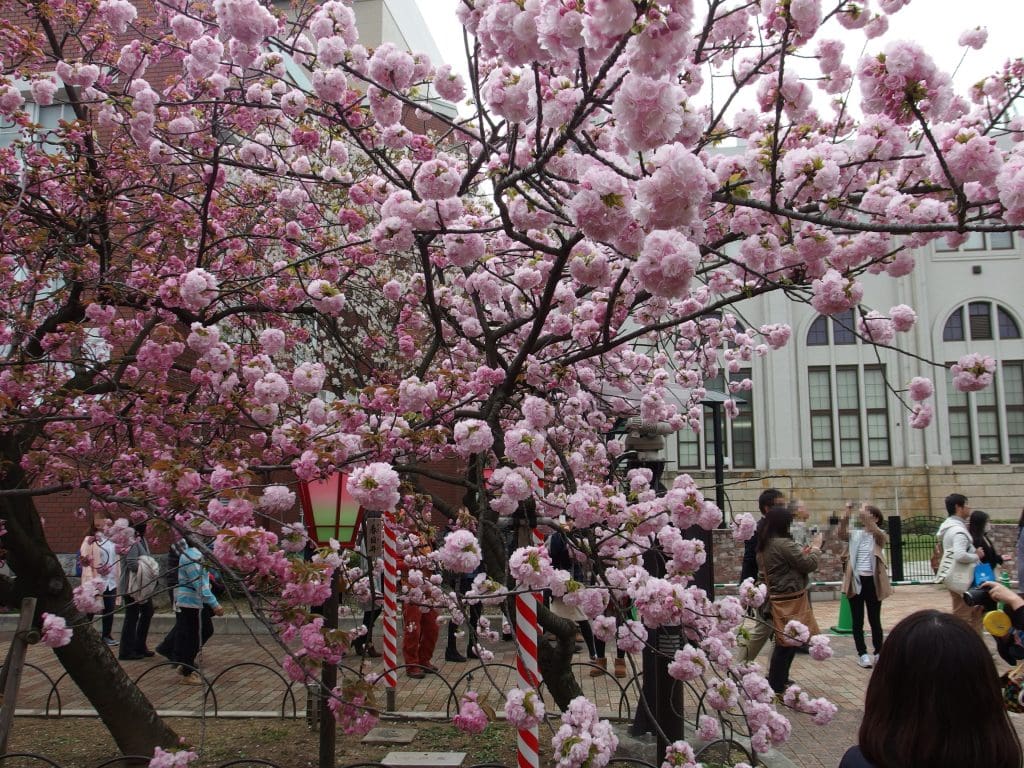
{"left": 888, "top": 516, "right": 904, "bottom": 582}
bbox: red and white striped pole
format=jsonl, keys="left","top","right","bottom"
{"left": 381, "top": 510, "right": 399, "bottom": 705}
{"left": 515, "top": 585, "right": 541, "bottom": 768}
{"left": 515, "top": 460, "right": 546, "bottom": 768}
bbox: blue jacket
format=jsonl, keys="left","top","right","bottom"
{"left": 174, "top": 546, "right": 220, "bottom": 610}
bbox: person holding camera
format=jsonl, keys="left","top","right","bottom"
{"left": 840, "top": 503, "right": 892, "bottom": 669}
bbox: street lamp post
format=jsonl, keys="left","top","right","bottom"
{"left": 297, "top": 474, "right": 365, "bottom": 768}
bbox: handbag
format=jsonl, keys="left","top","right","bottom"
{"left": 761, "top": 551, "right": 820, "bottom": 646}
{"left": 934, "top": 530, "right": 976, "bottom": 593}
{"left": 974, "top": 562, "right": 996, "bottom": 588}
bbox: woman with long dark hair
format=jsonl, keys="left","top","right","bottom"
{"left": 756, "top": 504, "right": 822, "bottom": 694}
{"left": 969, "top": 509, "right": 1004, "bottom": 571}
{"left": 839, "top": 610, "right": 1023, "bottom": 768}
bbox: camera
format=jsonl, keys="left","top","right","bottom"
{"left": 963, "top": 585, "right": 993, "bottom": 607}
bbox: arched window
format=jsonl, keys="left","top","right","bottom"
{"left": 805, "top": 310, "right": 857, "bottom": 346}
{"left": 944, "top": 301, "right": 1021, "bottom": 342}
{"left": 943, "top": 302, "right": 1024, "bottom": 465}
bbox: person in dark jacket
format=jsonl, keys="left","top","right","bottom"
{"left": 756, "top": 504, "right": 822, "bottom": 694}
{"left": 738, "top": 487, "right": 785, "bottom": 663}
{"left": 118, "top": 522, "right": 156, "bottom": 660}
{"left": 838, "top": 609, "right": 1022, "bottom": 768}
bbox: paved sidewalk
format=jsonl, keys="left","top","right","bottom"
{"left": 4, "top": 585, "right": 1024, "bottom": 767}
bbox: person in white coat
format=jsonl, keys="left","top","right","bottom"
{"left": 936, "top": 493, "right": 983, "bottom": 634}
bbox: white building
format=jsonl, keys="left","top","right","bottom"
{"left": 666, "top": 231, "right": 1024, "bottom": 521}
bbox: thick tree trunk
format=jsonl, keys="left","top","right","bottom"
{"left": 0, "top": 462, "right": 179, "bottom": 756}
{"left": 536, "top": 606, "right": 583, "bottom": 711}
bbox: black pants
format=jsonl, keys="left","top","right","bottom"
{"left": 354, "top": 607, "right": 382, "bottom": 651}
{"left": 594, "top": 637, "right": 626, "bottom": 659}
{"left": 849, "top": 577, "right": 884, "bottom": 656}
{"left": 768, "top": 644, "right": 798, "bottom": 693}
{"left": 120, "top": 597, "right": 154, "bottom": 657}
{"left": 87, "top": 588, "right": 117, "bottom": 640}
{"left": 165, "top": 606, "right": 214, "bottom": 674}
{"left": 446, "top": 603, "right": 482, "bottom": 651}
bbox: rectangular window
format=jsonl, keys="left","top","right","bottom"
{"left": 864, "top": 366, "right": 891, "bottom": 465}
{"left": 947, "top": 367, "right": 973, "bottom": 464}
{"left": 963, "top": 231, "right": 985, "bottom": 251}
{"left": 1005, "top": 361, "right": 1024, "bottom": 463}
{"left": 976, "top": 377, "right": 1001, "bottom": 463}
{"left": 836, "top": 366, "right": 862, "bottom": 465}
{"left": 969, "top": 302, "right": 993, "bottom": 341}
{"left": 989, "top": 231, "right": 1014, "bottom": 250}
{"left": 677, "top": 428, "right": 700, "bottom": 469}
{"left": 809, "top": 365, "right": 890, "bottom": 467}
{"left": 675, "top": 371, "right": 755, "bottom": 470}
{"left": 809, "top": 368, "right": 835, "bottom": 467}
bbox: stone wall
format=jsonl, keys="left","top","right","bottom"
{"left": 682, "top": 464, "right": 1024, "bottom": 527}
{"left": 711, "top": 521, "right": 1023, "bottom": 588}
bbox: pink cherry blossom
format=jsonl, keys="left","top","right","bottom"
{"left": 346, "top": 463, "right": 401, "bottom": 512}
{"left": 453, "top": 691, "right": 489, "bottom": 734}
{"left": 958, "top": 27, "right": 988, "bottom": 50}
{"left": 436, "top": 530, "right": 482, "bottom": 574}
{"left": 40, "top": 613, "right": 73, "bottom": 648}
{"left": 505, "top": 688, "right": 545, "bottom": 730}
{"left": 148, "top": 748, "right": 198, "bottom": 768}
{"left": 453, "top": 419, "right": 494, "bottom": 456}
{"left": 910, "top": 402, "right": 934, "bottom": 429}
{"left": 951, "top": 353, "right": 996, "bottom": 392}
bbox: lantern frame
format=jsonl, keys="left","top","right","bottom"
{"left": 297, "top": 473, "right": 365, "bottom": 549}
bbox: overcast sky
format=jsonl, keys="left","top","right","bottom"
{"left": 414, "top": 0, "right": 1024, "bottom": 108}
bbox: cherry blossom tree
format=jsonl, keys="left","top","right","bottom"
{"left": 1, "top": 0, "right": 1022, "bottom": 762}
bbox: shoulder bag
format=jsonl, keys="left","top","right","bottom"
{"left": 935, "top": 530, "right": 976, "bottom": 593}
{"left": 760, "top": 551, "right": 820, "bottom": 646}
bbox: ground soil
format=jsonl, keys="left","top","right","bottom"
{"left": 7, "top": 717, "right": 533, "bottom": 767}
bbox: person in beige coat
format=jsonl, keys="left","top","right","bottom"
{"left": 79, "top": 516, "right": 121, "bottom": 646}
{"left": 840, "top": 504, "right": 892, "bottom": 669}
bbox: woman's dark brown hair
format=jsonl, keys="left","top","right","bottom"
{"left": 859, "top": 610, "right": 1022, "bottom": 768}
{"left": 756, "top": 504, "right": 793, "bottom": 552}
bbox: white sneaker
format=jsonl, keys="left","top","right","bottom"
{"left": 857, "top": 653, "right": 873, "bottom": 668}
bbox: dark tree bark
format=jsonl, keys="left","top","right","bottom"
{"left": 536, "top": 606, "right": 583, "bottom": 710}
{"left": 0, "top": 452, "right": 179, "bottom": 756}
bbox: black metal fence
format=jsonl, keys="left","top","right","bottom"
{"left": 886, "top": 515, "right": 944, "bottom": 583}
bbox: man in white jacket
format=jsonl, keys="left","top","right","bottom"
{"left": 936, "top": 493, "right": 983, "bottom": 634}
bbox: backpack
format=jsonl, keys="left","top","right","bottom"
{"left": 930, "top": 539, "right": 943, "bottom": 573}
{"left": 127, "top": 555, "right": 161, "bottom": 602}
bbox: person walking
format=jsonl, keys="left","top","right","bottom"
{"left": 172, "top": 536, "right": 224, "bottom": 685}
{"left": 739, "top": 488, "right": 786, "bottom": 663}
{"left": 970, "top": 509, "right": 1006, "bottom": 577}
{"left": 840, "top": 504, "right": 892, "bottom": 669}
{"left": 936, "top": 493, "right": 982, "bottom": 634}
{"left": 756, "top": 504, "right": 822, "bottom": 695}
{"left": 118, "top": 521, "right": 156, "bottom": 660}
{"left": 79, "top": 517, "right": 120, "bottom": 647}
